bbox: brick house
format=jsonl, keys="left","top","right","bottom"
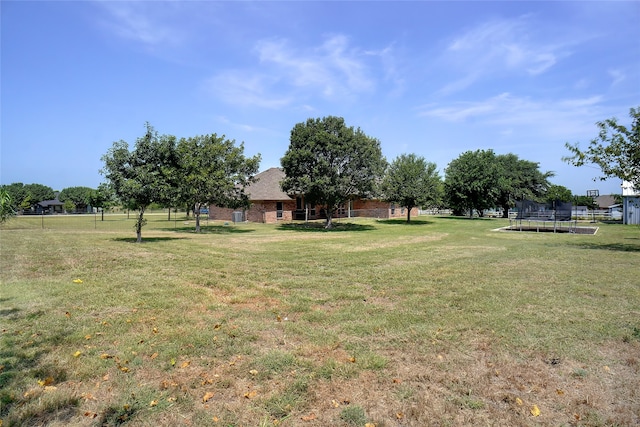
{"left": 208, "top": 167, "right": 418, "bottom": 223}
{"left": 208, "top": 168, "right": 294, "bottom": 223}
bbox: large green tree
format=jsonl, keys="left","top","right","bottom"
{"left": 1, "top": 183, "right": 55, "bottom": 212}
{"left": 545, "top": 184, "right": 573, "bottom": 203}
{"left": 381, "top": 154, "right": 441, "bottom": 223}
{"left": 58, "top": 186, "right": 94, "bottom": 213}
{"left": 444, "top": 149, "right": 500, "bottom": 217}
{"left": 495, "top": 154, "right": 554, "bottom": 218}
{"left": 280, "top": 116, "right": 387, "bottom": 228}
{"left": 564, "top": 106, "right": 640, "bottom": 189}
{"left": 101, "top": 123, "right": 179, "bottom": 243}
{"left": 24, "top": 183, "right": 56, "bottom": 206}
{"left": 177, "top": 134, "right": 260, "bottom": 233}
{"left": 25, "top": 184, "right": 56, "bottom": 207}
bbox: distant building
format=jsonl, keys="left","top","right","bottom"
{"left": 37, "top": 193, "right": 64, "bottom": 214}
{"left": 594, "top": 194, "right": 616, "bottom": 209}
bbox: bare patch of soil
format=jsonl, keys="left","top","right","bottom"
{"left": 28, "top": 327, "right": 640, "bottom": 427}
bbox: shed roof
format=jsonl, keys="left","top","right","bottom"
{"left": 245, "top": 168, "right": 292, "bottom": 201}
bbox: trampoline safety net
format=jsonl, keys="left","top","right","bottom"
{"left": 515, "top": 200, "right": 572, "bottom": 221}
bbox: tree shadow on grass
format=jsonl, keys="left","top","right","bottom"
{"left": 376, "top": 218, "right": 434, "bottom": 226}
{"left": 435, "top": 216, "right": 496, "bottom": 221}
{"left": 112, "top": 236, "right": 189, "bottom": 243}
{"left": 0, "top": 307, "right": 20, "bottom": 317}
{"left": 163, "top": 224, "right": 256, "bottom": 235}
{"left": 566, "top": 240, "right": 640, "bottom": 252}
{"left": 278, "top": 222, "right": 375, "bottom": 232}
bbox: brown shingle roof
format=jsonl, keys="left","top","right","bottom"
{"left": 595, "top": 195, "right": 616, "bottom": 209}
{"left": 245, "top": 168, "right": 292, "bottom": 201}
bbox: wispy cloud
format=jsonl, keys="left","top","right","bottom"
{"left": 365, "top": 43, "right": 406, "bottom": 97}
{"left": 254, "top": 35, "right": 375, "bottom": 97}
{"left": 214, "top": 116, "right": 270, "bottom": 133}
{"left": 436, "top": 74, "right": 481, "bottom": 98}
{"left": 437, "top": 16, "right": 571, "bottom": 95}
{"left": 204, "top": 71, "right": 292, "bottom": 109}
{"left": 96, "top": 1, "right": 188, "bottom": 48}
{"left": 608, "top": 69, "right": 626, "bottom": 86}
{"left": 206, "top": 34, "right": 386, "bottom": 109}
{"left": 418, "top": 93, "right": 605, "bottom": 139}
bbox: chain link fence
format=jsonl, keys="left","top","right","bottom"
{"left": 1, "top": 210, "right": 211, "bottom": 232}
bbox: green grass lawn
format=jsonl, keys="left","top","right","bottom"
{"left": 1, "top": 215, "right": 639, "bottom": 426}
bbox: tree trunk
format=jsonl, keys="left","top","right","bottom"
{"left": 194, "top": 203, "right": 201, "bottom": 233}
{"left": 501, "top": 203, "right": 510, "bottom": 218}
{"left": 406, "top": 206, "right": 412, "bottom": 223}
{"left": 325, "top": 214, "right": 333, "bottom": 229}
{"left": 135, "top": 208, "right": 145, "bottom": 243}
{"left": 136, "top": 209, "right": 144, "bottom": 243}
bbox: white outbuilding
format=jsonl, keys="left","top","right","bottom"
{"left": 621, "top": 181, "right": 640, "bottom": 225}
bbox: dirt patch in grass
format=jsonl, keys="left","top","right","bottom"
{"left": 363, "top": 338, "right": 640, "bottom": 427}
{"left": 246, "top": 335, "right": 639, "bottom": 427}
{"left": 51, "top": 334, "right": 636, "bottom": 427}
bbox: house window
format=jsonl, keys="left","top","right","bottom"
{"left": 296, "top": 197, "right": 303, "bottom": 210}
{"left": 276, "top": 202, "right": 283, "bottom": 219}
{"left": 391, "top": 204, "right": 396, "bottom": 215}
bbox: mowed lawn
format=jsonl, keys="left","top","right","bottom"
{"left": 1, "top": 215, "right": 639, "bottom": 426}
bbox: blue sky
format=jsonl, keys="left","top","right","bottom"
{"left": 2, "top": 1, "right": 639, "bottom": 196}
